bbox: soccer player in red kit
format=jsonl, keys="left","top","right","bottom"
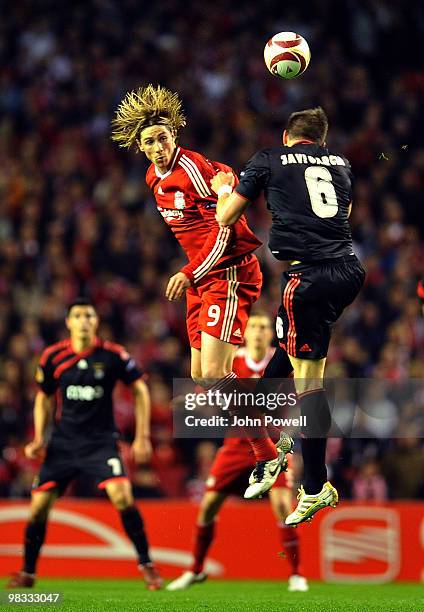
{"left": 418, "top": 277, "right": 424, "bottom": 315}
{"left": 166, "top": 313, "right": 308, "bottom": 592}
{"left": 112, "top": 85, "right": 293, "bottom": 495}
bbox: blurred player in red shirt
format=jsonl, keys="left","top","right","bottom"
{"left": 112, "top": 86, "right": 292, "bottom": 496}
{"left": 417, "top": 277, "right": 424, "bottom": 314}
{"left": 166, "top": 313, "right": 308, "bottom": 593}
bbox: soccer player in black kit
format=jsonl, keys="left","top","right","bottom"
{"left": 211, "top": 107, "right": 365, "bottom": 525}
{"left": 8, "top": 299, "right": 163, "bottom": 590}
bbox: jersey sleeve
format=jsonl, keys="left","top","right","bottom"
{"left": 179, "top": 157, "right": 236, "bottom": 284}
{"left": 35, "top": 354, "right": 58, "bottom": 396}
{"left": 235, "top": 149, "right": 270, "bottom": 202}
{"left": 116, "top": 351, "right": 143, "bottom": 386}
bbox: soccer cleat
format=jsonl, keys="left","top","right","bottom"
{"left": 275, "top": 431, "right": 295, "bottom": 460}
{"left": 288, "top": 574, "right": 309, "bottom": 592}
{"left": 7, "top": 571, "right": 35, "bottom": 588}
{"left": 166, "top": 571, "right": 207, "bottom": 591}
{"left": 285, "top": 481, "right": 339, "bottom": 526}
{"left": 139, "top": 563, "right": 164, "bottom": 590}
{"left": 244, "top": 432, "right": 294, "bottom": 499}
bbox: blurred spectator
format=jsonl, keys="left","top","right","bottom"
{"left": 352, "top": 459, "right": 388, "bottom": 502}
{"left": 381, "top": 434, "right": 424, "bottom": 499}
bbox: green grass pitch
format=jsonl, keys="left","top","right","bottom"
{"left": 1, "top": 578, "right": 423, "bottom": 612}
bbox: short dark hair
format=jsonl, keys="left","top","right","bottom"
{"left": 66, "top": 297, "right": 96, "bottom": 316}
{"left": 249, "top": 309, "right": 272, "bottom": 323}
{"left": 286, "top": 107, "right": 328, "bottom": 144}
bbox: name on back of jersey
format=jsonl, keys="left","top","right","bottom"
{"left": 280, "top": 153, "right": 346, "bottom": 166}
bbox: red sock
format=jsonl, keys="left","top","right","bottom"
{"left": 190, "top": 522, "right": 215, "bottom": 574}
{"left": 210, "top": 374, "right": 277, "bottom": 462}
{"left": 278, "top": 522, "right": 300, "bottom": 575}
{"left": 247, "top": 437, "right": 278, "bottom": 462}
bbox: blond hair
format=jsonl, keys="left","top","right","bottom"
{"left": 111, "top": 84, "right": 186, "bottom": 149}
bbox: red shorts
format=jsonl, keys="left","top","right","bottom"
{"left": 205, "top": 438, "right": 293, "bottom": 496}
{"left": 186, "top": 253, "right": 262, "bottom": 349}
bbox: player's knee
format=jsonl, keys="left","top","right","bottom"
{"left": 291, "top": 357, "right": 325, "bottom": 385}
{"left": 30, "top": 509, "right": 48, "bottom": 522}
{"left": 198, "top": 502, "right": 217, "bottom": 524}
{"left": 191, "top": 372, "right": 203, "bottom": 386}
{"left": 30, "top": 503, "right": 51, "bottom": 522}
{"left": 198, "top": 494, "right": 221, "bottom": 523}
{"left": 109, "top": 489, "right": 134, "bottom": 511}
{"left": 201, "top": 365, "right": 231, "bottom": 385}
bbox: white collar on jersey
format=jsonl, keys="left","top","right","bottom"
{"left": 239, "top": 347, "right": 274, "bottom": 373}
{"left": 154, "top": 147, "right": 181, "bottom": 180}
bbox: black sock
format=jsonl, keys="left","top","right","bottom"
{"left": 23, "top": 521, "right": 47, "bottom": 574}
{"left": 299, "top": 389, "right": 331, "bottom": 494}
{"left": 120, "top": 506, "right": 151, "bottom": 566}
{"left": 301, "top": 437, "right": 328, "bottom": 494}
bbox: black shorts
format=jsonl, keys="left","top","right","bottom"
{"left": 277, "top": 254, "right": 365, "bottom": 359}
{"left": 32, "top": 437, "right": 128, "bottom": 495}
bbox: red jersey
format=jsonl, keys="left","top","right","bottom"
{"left": 145, "top": 147, "right": 261, "bottom": 283}
{"left": 225, "top": 346, "right": 275, "bottom": 450}
{"left": 232, "top": 347, "right": 275, "bottom": 378}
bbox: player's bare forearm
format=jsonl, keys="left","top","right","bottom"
{"left": 210, "top": 171, "right": 249, "bottom": 226}
{"left": 132, "top": 379, "right": 151, "bottom": 438}
{"left": 131, "top": 379, "right": 152, "bottom": 463}
{"left": 217, "top": 193, "right": 249, "bottom": 225}
{"left": 25, "top": 392, "right": 54, "bottom": 459}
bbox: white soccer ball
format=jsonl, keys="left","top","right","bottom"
{"left": 264, "top": 31, "right": 311, "bottom": 79}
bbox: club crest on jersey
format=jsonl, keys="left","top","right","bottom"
{"left": 77, "top": 359, "right": 88, "bottom": 370}
{"left": 93, "top": 363, "right": 105, "bottom": 379}
{"left": 174, "top": 191, "right": 186, "bottom": 209}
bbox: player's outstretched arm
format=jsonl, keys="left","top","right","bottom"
{"left": 24, "top": 391, "right": 54, "bottom": 459}
{"left": 131, "top": 379, "right": 153, "bottom": 464}
{"left": 211, "top": 172, "right": 249, "bottom": 226}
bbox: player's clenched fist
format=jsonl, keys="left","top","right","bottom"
{"left": 166, "top": 272, "right": 191, "bottom": 301}
{"left": 24, "top": 439, "right": 46, "bottom": 460}
{"left": 210, "top": 171, "right": 234, "bottom": 194}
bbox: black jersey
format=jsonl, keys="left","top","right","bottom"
{"left": 36, "top": 338, "right": 142, "bottom": 442}
{"left": 236, "top": 143, "right": 354, "bottom": 261}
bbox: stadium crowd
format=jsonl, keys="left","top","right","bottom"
{"left": 0, "top": 0, "right": 423, "bottom": 500}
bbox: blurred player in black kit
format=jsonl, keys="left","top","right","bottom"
{"left": 8, "top": 298, "right": 163, "bottom": 590}
{"left": 212, "top": 107, "right": 365, "bottom": 525}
